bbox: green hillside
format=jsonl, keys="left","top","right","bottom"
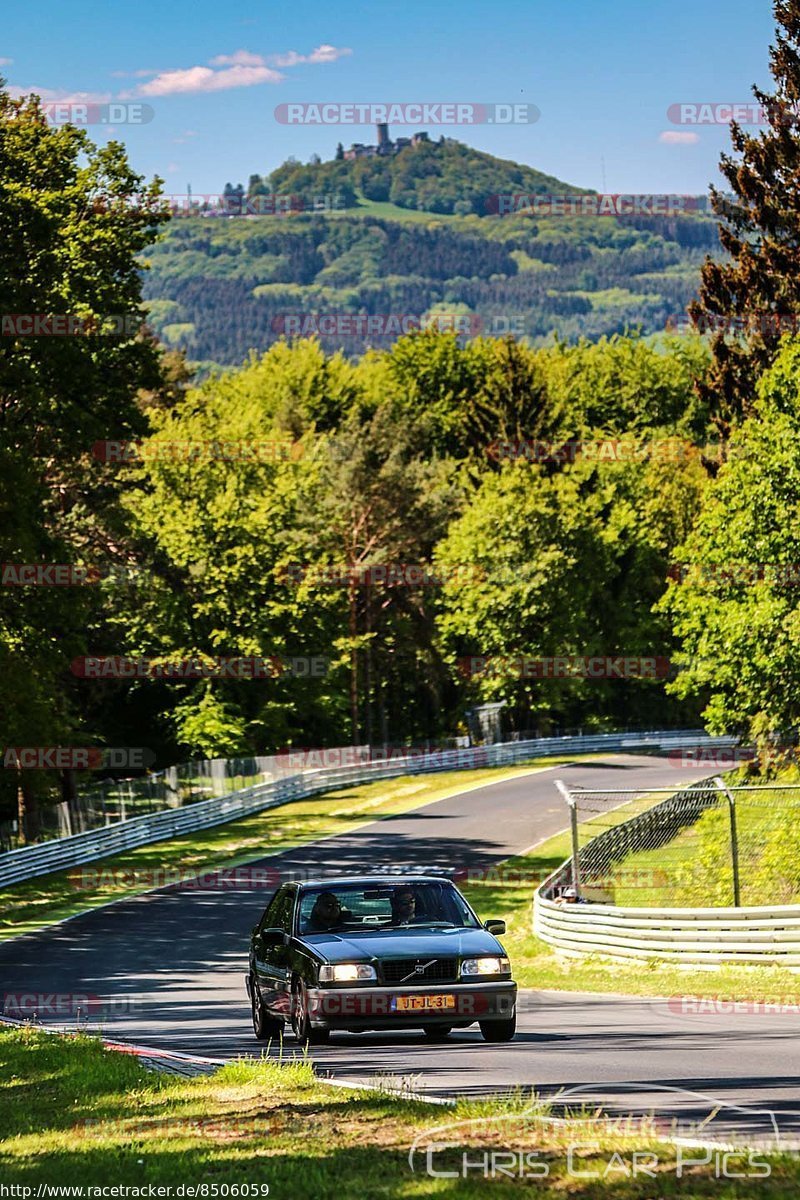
{"left": 253, "top": 136, "right": 588, "bottom": 217}
{"left": 142, "top": 138, "right": 721, "bottom": 369}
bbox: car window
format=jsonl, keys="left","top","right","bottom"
{"left": 298, "top": 882, "right": 480, "bottom": 933}
{"left": 261, "top": 887, "right": 294, "bottom": 932}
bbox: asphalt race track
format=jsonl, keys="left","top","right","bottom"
{"left": 3, "top": 754, "right": 799, "bottom": 1145}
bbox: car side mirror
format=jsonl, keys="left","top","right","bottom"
{"left": 261, "top": 927, "right": 288, "bottom": 946}
{"left": 485, "top": 919, "right": 506, "bottom": 935}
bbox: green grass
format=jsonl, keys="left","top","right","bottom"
{"left": 0, "top": 758, "right": 571, "bottom": 941}
{"left": 2, "top": 1027, "right": 799, "bottom": 1195}
{"left": 460, "top": 824, "right": 800, "bottom": 1002}
{"left": 592, "top": 768, "right": 800, "bottom": 908}
{"left": 331, "top": 197, "right": 456, "bottom": 223}
{"left": 570, "top": 286, "right": 665, "bottom": 309}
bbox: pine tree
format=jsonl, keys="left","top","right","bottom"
{"left": 691, "top": 1, "right": 800, "bottom": 426}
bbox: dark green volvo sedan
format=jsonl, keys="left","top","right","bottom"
{"left": 246, "top": 875, "right": 517, "bottom": 1044}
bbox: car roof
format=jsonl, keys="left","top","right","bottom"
{"left": 295, "top": 874, "right": 456, "bottom": 891}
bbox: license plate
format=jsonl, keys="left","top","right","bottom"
{"left": 392, "top": 993, "right": 456, "bottom": 1012}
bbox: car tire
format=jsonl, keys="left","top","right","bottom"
{"left": 423, "top": 1025, "right": 452, "bottom": 1040}
{"left": 251, "top": 977, "right": 283, "bottom": 1042}
{"left": 479, "top": 1014, "right": 516, "bottom": 1042}
{"left": 291, "top": 979, "right": 330, "bottom": 1045}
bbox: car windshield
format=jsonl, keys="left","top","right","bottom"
{"left": 298, "top": 882, "right": 480, "bottom": 934}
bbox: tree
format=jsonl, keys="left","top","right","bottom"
{"left": 661, "top": 339, "right": 800, "bottom": 746}
{"left": 0, "top": 83, "right": 170, "bottom": 837}
{"left": 294, "top": 403, "right": 460, "bottom": 744}
{"left": 690, "top": 1, "right": 800, "bottom": 426}
{"left": 436, "top": 453, "right": 707, "bottom": 735}
{"left": 124, "top": 340, "right": 362, "bottom": 755}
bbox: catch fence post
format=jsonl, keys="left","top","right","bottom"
{"left": 556, "top": 779, "right": 581, "bottom": 898}
{"left": 714, "top": 775, "right": 741, "bottom": 907}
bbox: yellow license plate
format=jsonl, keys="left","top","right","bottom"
{"left": 394, "top": 994, "right": 456, "bottom": 1011}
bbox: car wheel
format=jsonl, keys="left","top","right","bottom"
{"left": 479, "top": 1015, "right": 516, "bottom": 1042}
{"left": 423, "top": 1025, "right": 452, "bottom": 1040}
{"left": 291, "top": 979, "right": 330, "bottom": 1045}
{"left": 250, "top": 977, "right": 283, "bottom": 1042}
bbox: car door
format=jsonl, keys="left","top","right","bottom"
{"left": 253, "top": 886, "right": 295, "bottom": 1015}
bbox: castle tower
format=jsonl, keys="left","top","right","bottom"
{"left": 376, "top": 123, "right": 392, "bottom": 154}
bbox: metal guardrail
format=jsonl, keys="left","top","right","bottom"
{"left": 0, "top": 729, "right": 731, "bottom": 890}
{"left": 534, "top": 773, "right": 800, "bottom": 964}
{"left": 534, "top": 895, "right": 800, "bottom": 965}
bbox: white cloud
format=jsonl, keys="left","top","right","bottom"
{"left": 6, "top": 85, "right": 111, "bottom": 103}
{"left": 659, "top": 130, "right": 700, "bottom": 145}
{"left": 135, "top": 62, "right": 283, "bottom": 97}
{"left": 274, "top": 44, "right": 352, "bottom": 67}
{"left": 308, "top": 44, "right": 352, "bottom": 63}
{"left": 0, "top": 57, "right": 13, "bottom": 67}
{"left": 209, "top": 50, "right": 266, "bottom": 67}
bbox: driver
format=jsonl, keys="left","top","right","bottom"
{"left": 390, "top": 887, "right": 420, "bottom": 925}
{"left": 307, "top": 891, "right": 343, "bottom": 931}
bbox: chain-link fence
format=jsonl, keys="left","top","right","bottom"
{"left": 0, "top": 750, "right": 368, "bottom": 851}
{"left": 548, "top": 778, "right": 800, "bottom": 908}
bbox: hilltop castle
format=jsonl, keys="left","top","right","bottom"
{"left": 343, "top": 124, "right": 430, "bottom": 160}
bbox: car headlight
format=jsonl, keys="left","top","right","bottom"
{"left": 318, "top": 963, "right": 377, "bottom": 983}
{"left": 461, "top": 956, "right": 511, "bottom": 977}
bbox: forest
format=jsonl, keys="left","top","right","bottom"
{"left": 5, "top": 10, "right": 800, "bottom": 838}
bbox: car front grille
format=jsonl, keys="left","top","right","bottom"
{"left": 381, "top": 957, "right": 459, "bottom": 984}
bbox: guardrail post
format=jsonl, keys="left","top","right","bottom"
{"left": 714, "top": 775, "right": 741, "bottom": 907}
{"left": 556, "top": 779, "right": 581, "bottom": 898}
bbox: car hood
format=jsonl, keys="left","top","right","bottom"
{"left": 301, "top": 926, "right": 505, "bottom": 963}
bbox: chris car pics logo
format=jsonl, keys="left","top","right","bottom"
{"left": 409, "top": 1084, "right": 778, "bottom": 1181}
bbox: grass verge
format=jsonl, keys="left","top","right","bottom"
{"left": 1, "top": 1027, "right": 798, "bottom": 1196}
{"left": 0, "top": 758, "right": 570, "bottom": 942}
{"left": 459, "top": 825, "right": 800, "bottom": 1002}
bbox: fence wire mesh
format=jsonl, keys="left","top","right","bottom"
{"left": 551, "top": 780, "right": 800, "bottom": 908}
{"left": 0, "top": 750, "right": 365, "bottom": 850}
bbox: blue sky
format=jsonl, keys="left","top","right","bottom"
{"left": 1, "top": 0, "right": 779, "bottom": 195}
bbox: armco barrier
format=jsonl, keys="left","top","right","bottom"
{"left": 0, "top": 730, "right": 733, "bottom": 889}
{"left": 534, "top": 894, "right": 800, "bottom": 965}
{"left": 534, "top": 774, "right": 800, "bottom": 964}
